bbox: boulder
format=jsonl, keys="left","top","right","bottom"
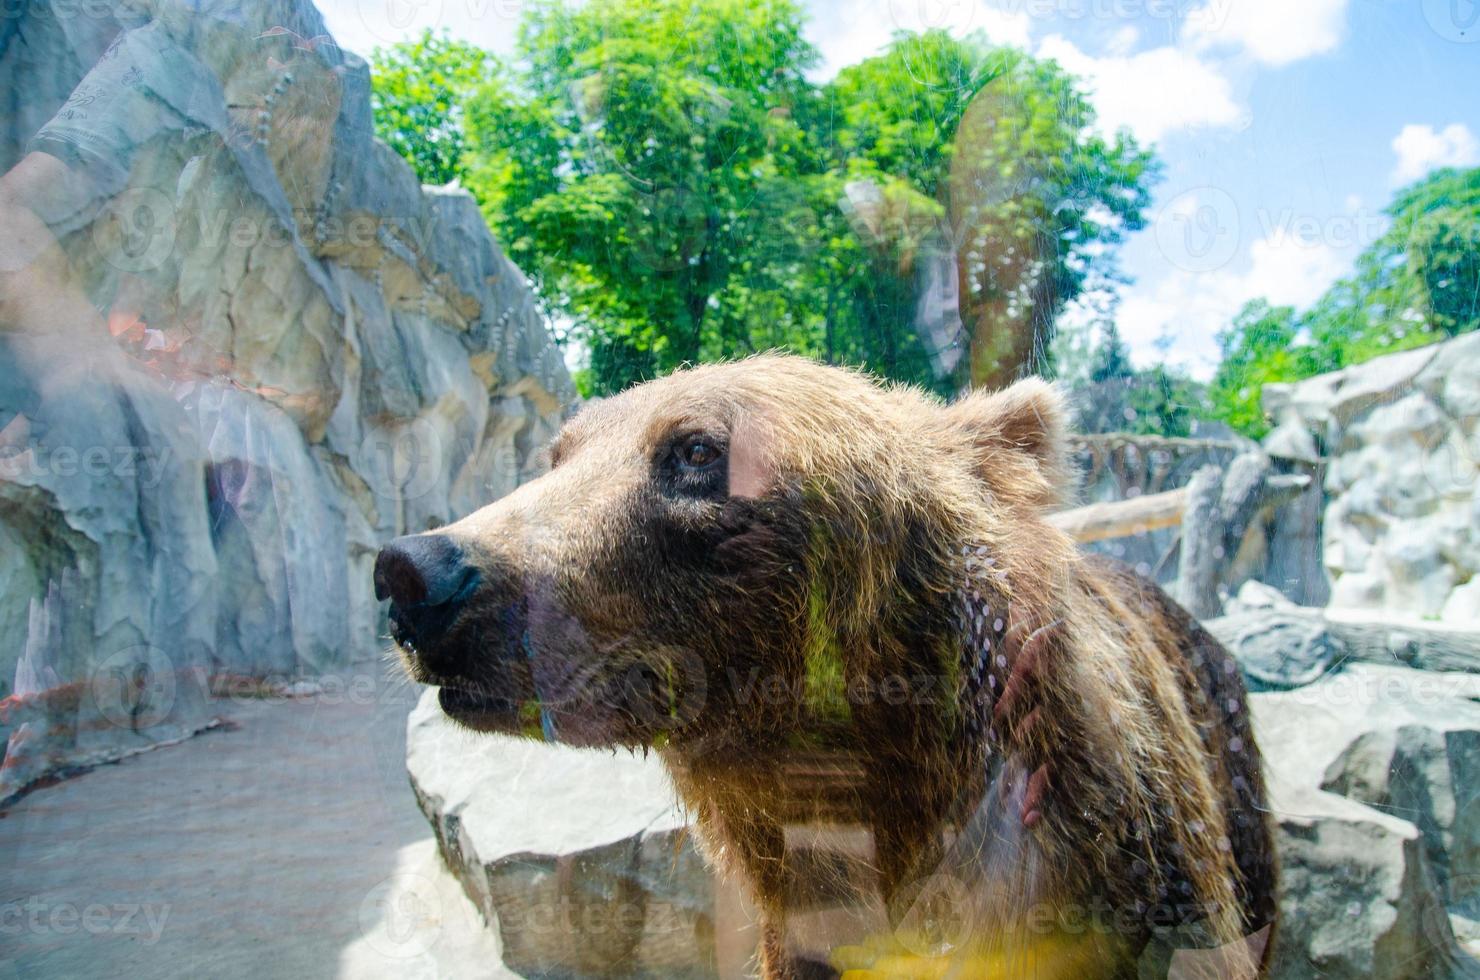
{"left": 1207, "top": 605, "right": 1480, "bottom": 677}
{"left": 1252, "top": 666, "right": 1480, "bottom": 978}
{"left": 1263, "top": 774, "right": 1455, "bottom": 980}
{"left": 1205, "top": 608, "right": 1341, "bottom": 691}
{"left": 406, "top": 660, "right": 1480, "bottom": 979}
{"left": 1322, "top": 725, "right": 1480, "bottom": 905}
{"left": 1262, "top": 422, "right": 1319, "bottom": 466}
{"left": 1262, "top": 334, "right": 1480, "bottom": 624}
{"left": 1384, "top": 533, "right": 1460, "bottom": 620}
{"left": 1417, "top": 331, "right": 1480, "bottom": 422}
{"left": 1224, "top": 579, "right": 1300, "bottom": 615}
{"left": 405, "top": 690, "right": 720, "bottom": 979}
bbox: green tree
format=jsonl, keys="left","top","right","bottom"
{"left": 1088, "top": 319, "right": 1134, "bottom": 383}
{"left": 370, "top": 30, "right": 496, "bottom": 186}
{"left": 821, "top": 33, "right": 1157, "bottom": 392}
{"left": 1209, "top": 167, "right": 1480, "bottom": 438}
{"left": 464, "top": 0, "right": 823, "bottom": 393}
{"left": 1315, "top": 167, "right": 1480, "bottom": 351}
{"left": 1208, "top": 300, "right": 1330, "bottom": 439}
{"left": 1120, "top": 366, "right": 1200, "bottom": 438}
{"left": 1066, "top": 321, "right": 1203, "bottom": 437}
{"left": 1403, "top": 170, "right": 1480, "bottom": 338}
{"left": 375, "top": 3, "right": 1157, "bottom": 397}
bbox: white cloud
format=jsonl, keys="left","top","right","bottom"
{"left": 1115, "top": 225, "right": 1351, "bottom": 379}
{"left": 809, "top": 1, "right": 1032, "bottom": 81}
{"left": 1240, "top": 230, "right": 1351, "bottom": 308}
{"left": 315, "top": 0, "right": 527, "bottom": 60}
{"left": 1182, "top": 0, "right": 1349, "bottom": 66}
{"left": 1104, "top": 25, "right": 1140, "bottom": 57}
{"left": 1036, "top": 35, "right": 1244, "bottom": 145}
{"left": 1391, "top": 123, "right": 1480, "bottom": 185}
{"left": 809, "top": 16, "right": 894, "bottom": 81}
{"left": 883, "top": 0, "right": 1032, "bottom": 48}
{"left": 972, "top": 6, "right": 1034, "bottom": 47}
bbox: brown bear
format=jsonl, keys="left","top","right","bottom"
{"left": 375, "top": 354, "right": 1278, "bottom": 978}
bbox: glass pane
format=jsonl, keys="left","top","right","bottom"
{"left": 1, "top": 1, "right": 1476, "bottom": 978}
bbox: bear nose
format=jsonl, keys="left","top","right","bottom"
{"left": 374, "top": 534, "right": 479, "bottom": 650}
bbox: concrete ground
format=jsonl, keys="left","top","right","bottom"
{"left": 0, "top": 666, "right": 506, "bottom": 979}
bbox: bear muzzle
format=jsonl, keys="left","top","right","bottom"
{"left": 375, "top": 533, "right": 482, "bottom": 667}
{"left": 376, "top": 533, "right": 546, "bottom": 733}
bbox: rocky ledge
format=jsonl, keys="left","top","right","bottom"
{"left": 408, "top": 647, "right": 1480, "bottom": 979}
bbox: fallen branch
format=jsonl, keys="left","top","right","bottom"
{"left": 1049, "top": 486, "right": 1188, "bottom": 544}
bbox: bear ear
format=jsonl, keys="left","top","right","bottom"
{"left": 941, "top": 378, "right": 1072, "bottom": 508}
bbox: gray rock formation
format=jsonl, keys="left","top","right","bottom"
{"left": 1253, "top": 666, "right": 1480, "bottom": 979}
{"left": 1206, "top": 597, "right": 1480, "bottom": 689}
{"left": 406, "top": 691, "right": 718, "bottom": 979}
{"left": 406, "top": 662, "right": 1480, "bottom": 979}
{"left": 0, "top": 0, "right": 572, "bottom": 801}
{"left": 1263, "top": 332, "right": 1480, "bottom": 623}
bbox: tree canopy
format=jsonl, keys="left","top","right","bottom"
{"left": 371, "top": 4, "right": 1156, "bottom": 397}
{"left": 368, "top": 9, "right": 1476, "bottom": 433}
{"left": 369, "top": 32, "right": 497, "bottom": 187}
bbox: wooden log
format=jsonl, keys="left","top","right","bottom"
{"left": 1049, "top": 486, "right": 1188, "bottom": 544}
{"left": 1065, "top": 433, "right": 1249, "bottom": 455}
{"left": 1052, "top": 449, "right": 1312, "bottom": 620}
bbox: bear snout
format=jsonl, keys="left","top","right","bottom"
{"left": 375, "top": 533, "right": 482, "bottom": 666}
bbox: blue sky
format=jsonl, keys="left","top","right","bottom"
{"left": 317, "top": 0, "right": 1479, "bottom": 378}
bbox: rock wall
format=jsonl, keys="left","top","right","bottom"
{"left": 0, "top": 0, "right": 573, "bottom": 800}
{"left": 1069, "top": 433, "right": 1247, "bottom": 591}
{"left": 1068, "top": 433, "right": 1330, "bottom": 609}
{"left": 1263, "top": 332, "right": 1480, "bottom": 623}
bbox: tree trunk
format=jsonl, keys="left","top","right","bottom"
{"left": 1174, "top": 465, "right": 1227, "bottom": 619}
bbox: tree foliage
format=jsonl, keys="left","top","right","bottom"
{"left": 1209, "top": 167, "right": 1480, "bottom": 438}
{"left": 371, "top": 1, "right": 1157, "bottom": 398}
{"left": 464, "top": 0, "right": 823, "bottom": 393}
{"left": 1063, "top": 321, "right": 1203, "bottom": 438}
{"left": 1207, "top": 301, "right": 1327, "bottom": 439}
{"left": 369, "top": 31, "right": 498, "bottom": 187}
{"left": 819, "top": 34, "right": 1157, "bottom": 392}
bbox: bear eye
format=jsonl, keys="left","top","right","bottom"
{"left": 677, "top": 436, "right": 723, "bottom": 470}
